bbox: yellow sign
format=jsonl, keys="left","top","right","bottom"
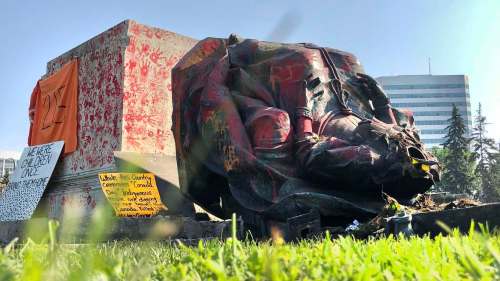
{"left": 98, "top": 173, "right": 167, "bottom": 217}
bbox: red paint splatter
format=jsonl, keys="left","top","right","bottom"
{"left": 140, "top": 43, "right": 150, "bottom": 55}
{"left": 130, "top": 23, "right": 141, "bottom": 35}
{"left": 43, "top": 21, "right": 194, "bottom": 172}
{"left": 149, "top": 48, "right": 163, "bottom": 64}
{"left": 144, "top": 27, "right": 154, "bottom": 38}
{"left": 127, "top": 37, "right": 137, "bottom": 53}
{"left": 140, "top": 61, "right": 150, "bottom": 77}
{"left": 127, "top": 59, "right": 137, "bottom": 72}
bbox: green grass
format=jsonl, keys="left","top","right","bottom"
{"left": 0, "top": 228, "right": 498, "bottom": 280}
{"left": 0, "top": 210, "right": 499, "bottom": 280}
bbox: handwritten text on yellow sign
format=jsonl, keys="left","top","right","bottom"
{"left": 98, "top": 173, "right": 166, "bottom": 217}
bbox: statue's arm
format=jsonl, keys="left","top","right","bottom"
{"left": 356, "top": 73, "right": 397, "bottom": 125}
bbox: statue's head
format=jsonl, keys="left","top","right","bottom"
{"left": 352, "top": 119, "right": 441, "bottom": 199}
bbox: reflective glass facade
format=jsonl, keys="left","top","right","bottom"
{"left": 0, "top": 158, "right": 17, "bottom": 177}
{"left": 377, "top": 75, "right": 472, "bottom": 147}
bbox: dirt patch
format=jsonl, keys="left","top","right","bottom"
{"left": 408, "top": 194, "right": 480, "bottom": 212}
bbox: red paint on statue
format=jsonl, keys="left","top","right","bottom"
{"left": 42, "top": 20, "right": 196, "bottom": 175}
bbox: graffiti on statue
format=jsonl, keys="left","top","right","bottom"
{"left": 0, "top": 141, "right": 64, "bottom": 221}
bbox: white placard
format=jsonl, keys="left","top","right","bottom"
{"left": 0, "top": 141, "right": 64, "bottom": 221}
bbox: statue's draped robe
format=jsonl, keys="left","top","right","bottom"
{"left": 173, "top": 38, "right": 438, "bottom": 220}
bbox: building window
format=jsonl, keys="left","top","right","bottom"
{"left": 421, "top": 139, "right": 445, "bottom": 144}
{"left": 388, "top": 92, "right": 467, "bottom": 99}
{"left": 415, "top": 120, "right": 449, "bottom": 125}
{"left": 392, "top": 102, "right": 467, "bottom": 108}
{"left": 1, "top": 158, "right": 17, "bottom": 177}
{"left": 383, "top": 84, "right": 466, "bottom": 90}
{"left": 420, "top": 129, "right": 448, "bottom": 135}
{"left": 413, "top": 110, "right": 471, "bottom": 117}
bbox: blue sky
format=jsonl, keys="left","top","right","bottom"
{"left": 1, "top": 0, "right": 499, "bottom": 151}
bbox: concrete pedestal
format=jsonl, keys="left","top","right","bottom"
{"left": 34, "top": 20, "right": 198, "bottom": 219}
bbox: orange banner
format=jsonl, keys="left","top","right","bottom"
{"left": 28, "top": 60, "right": 78, "bottom": 154}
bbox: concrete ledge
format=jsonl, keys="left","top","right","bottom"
{"left": 0, "top": 216, "right": 237, "bottom": 244}
{"left": 412, "top": 203, "right": 500, "bottom": 236}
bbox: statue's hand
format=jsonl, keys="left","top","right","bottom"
{"left": 356, "top": 73, "right": 390, "bottom": 108}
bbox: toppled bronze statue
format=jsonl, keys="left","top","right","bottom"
{"left": 172, "top": 35, "right": 440, "bottom": 238}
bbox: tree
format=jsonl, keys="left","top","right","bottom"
{"left": 438, "top": 104, "right": 479, "bottom": 196}
{"left": 488, "top": 152, "right": 500, "bottom": 200}
{"left": 442, "top": 105, "right": 469, "bottom": 150}
{"left": 430, "top": 146, "right": 447, "bottom": 192}
{"left": 471, "top": 103, "right": 500, "bottom": 201}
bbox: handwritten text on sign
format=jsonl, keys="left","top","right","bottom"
{"left": 0, "top": 141, "right": 64, "bottom": 221}
{"left": 98, "top": 173, "right": 166, "bottom": 217}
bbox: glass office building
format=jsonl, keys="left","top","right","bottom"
{"left": 0, "top": 151, "right": 20, "bottom": 178}
{"left": 376, "top": 75, "right": 472, "bottom": 147}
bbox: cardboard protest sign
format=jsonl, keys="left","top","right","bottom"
{"left": 98, "top": 173, "right": 166, "bottom": 217}
{"left": 0, "top": 141, "right": 64, "bottom": 221}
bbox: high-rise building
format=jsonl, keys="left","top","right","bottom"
{"left": 0, "top": 151, "right": 20, "bottom": 178}
{"left": 376, "top": 75, "right": 472, "bottom": 147}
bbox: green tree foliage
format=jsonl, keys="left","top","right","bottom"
{"left": 489, "top": 153, "right": 500, "bottom": 199}
{"left": 471, "top": 103, "right": 500, "bottom": 201}
{"left": 430, "top": 146, "right": 446, "bottom": 193}
{"left": 431, "top": 147, "right": 447, "bottom": 164}
{"left": 438, "top": 105, "right": 479, "bottom": 196}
